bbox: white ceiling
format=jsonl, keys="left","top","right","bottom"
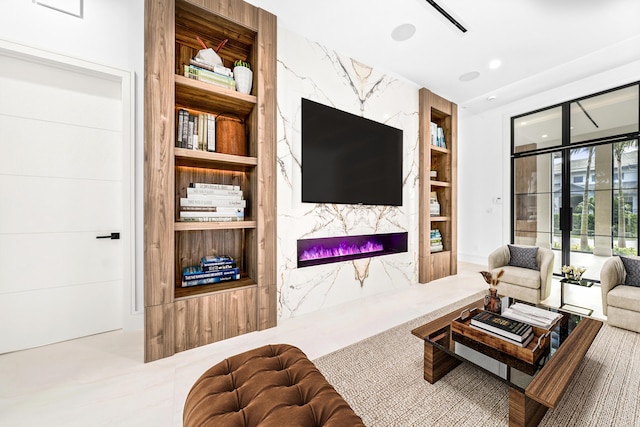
{"left": 245, "top": 0, "right": 640, "bottom": 113}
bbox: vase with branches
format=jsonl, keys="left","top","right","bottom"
{"left": 480, "top": 269, "right": 504, "bottom": 313}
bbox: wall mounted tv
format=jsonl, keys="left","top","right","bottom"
{"left": 301, "top": 98, "right": 403, "bottom": 206}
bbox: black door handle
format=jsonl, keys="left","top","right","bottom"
{"left": 96, "top": 232, "right": 120, "bottom": 240}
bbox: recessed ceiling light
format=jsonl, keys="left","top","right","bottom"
{"left": 391, "top": 23, "right": 416, "bottom": 41}
{"left": 487, "top": 95, "right": 497, "bottom": 101}
{"left": 459, "top": 71, "right": 480, "bottom": 82}
{"left": 521, "top": 121, "right": 528, "bottom": 126}
{"left": 489, "top": 59, "right": 502, "bottom": 70}
{"left": 542, "top": 134, "right": 548, "bottom": 138}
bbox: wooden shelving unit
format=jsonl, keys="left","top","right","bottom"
{"left": 144, "top": 0, "right": 277, "bottom": 362}
{"left": 419, "top": 88, "right": 458, "bottom": 283}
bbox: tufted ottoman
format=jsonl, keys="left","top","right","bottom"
{"left": 183, "top": 344, "right": 365, "bottom": 427}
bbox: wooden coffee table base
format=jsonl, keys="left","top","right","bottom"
{"left": 413, "top": 301, "right": 602, "bottom": 427}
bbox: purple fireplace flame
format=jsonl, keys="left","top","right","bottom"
{"left": 300, "top": 240, "right": 384, "bottom": 261}
{"left": 297, "top": 232, "right": 408, "bottom": 268}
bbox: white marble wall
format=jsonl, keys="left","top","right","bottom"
{"left": 276, "top": 27, "right": 420, "bottom": 319}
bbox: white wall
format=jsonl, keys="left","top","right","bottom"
{"left": 0, "top": 0, "right": 145, "bottom": 317}
{"left": 458, "top": 60, "right": 640, "bottom": 266}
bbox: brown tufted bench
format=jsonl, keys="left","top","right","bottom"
{"left": 183, "top": 344, "right": 365, "bottom": 427}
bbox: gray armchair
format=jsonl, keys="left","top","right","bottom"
{"left": 600, "top": 256, "right": 640, "bottom": 333}
{"left": 488, "top": 245, "right": 554, "bottom": 304}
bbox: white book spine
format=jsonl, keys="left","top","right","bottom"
{"left": 180, "top": 198, "right": 246, "bottom": 208}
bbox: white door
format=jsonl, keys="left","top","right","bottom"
{"left": 0, "top": 44, "right": 130, "bottom": 353}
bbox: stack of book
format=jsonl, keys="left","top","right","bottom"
{"left": 430, "top": 191, "right": 440, "bottom": 216}
{"left": 179, "top": 182, "right": 246, "bottom": 222}
{"left": 183, "top": 63, "right": 236, "bottom": 91}
{"left": 182, "top": 255, "right": 240, "bottom": 287}
{"left": 176, "top": 109, "right": 215, "bottom": 151}
{"left": 470, "top": 311, "right": 534, "bottom": 347}
{"left": 502, "top": 303, "right": 562, "bottom": 330}
{"left": 429, "top": 122, "right": 446, "bottom": 148}
{"left": 430, "top": 229, "right": 443, "bottom": 252}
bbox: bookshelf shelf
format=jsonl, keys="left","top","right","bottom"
{"left": 419, "top": 88, "right": 457, "bottom": 283}
{"left": 174, "top": 220, "right": 257, "bottom": 231}
{"left": 175, "top": 74, "right": 257, "bottom": 117}
{"left": 174, "top": 147, "right": 257, "bottom": 170}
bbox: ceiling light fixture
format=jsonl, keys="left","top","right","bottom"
{"left": 489, "top": 59, "right": 502, "bottom": 69}
{"left": 487, "top": 95, "right": 497, "bottom": 101}
{"left": 391, "top": 23, "right": 416, "bottom": 41}
{"left": 459, "top": 71, "right": 480, "bottom": 82}
{"left": 425, "top": 0, "right": 467, "bottom": 33}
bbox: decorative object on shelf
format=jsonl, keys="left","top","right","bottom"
{"left": 561, "top": 265, "right": 586, "bottom": 282}
{"left": 233, "top": 59, "right": 253, "bottom": 94}
{"left": 480, "top": 269, "right": 504, "bottom": 313}
{"left": 215, "top": 113, "right": 247, "bottom": 156}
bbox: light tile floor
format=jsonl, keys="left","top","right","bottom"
{"left": 0, "top": 262, "right": 605, "bottom": 427}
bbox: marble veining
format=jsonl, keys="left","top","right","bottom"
{"left": 277, "top": 27, "right": 420, "bottom": 319}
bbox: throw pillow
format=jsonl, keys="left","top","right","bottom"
{"left": 620, "top": 256, "right": 640, "bottom": 287}
{"left": 507, "top": 245, "right": 539, "bottom": 270}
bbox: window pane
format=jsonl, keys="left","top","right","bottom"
{"left": 514, "top": 107, "right": 562, "bottom": 153}
{"left": 571, "top": 85, "right": 639, "bottom": 144}
{"left": 612, "top": 141, "right": 638, "bottom": 255}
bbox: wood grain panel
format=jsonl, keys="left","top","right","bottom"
{"left": 423, "top": 340, "right": 461, "bottom": 384}
{"left": 525, "top": 317, "right": 602, "bottom": 408}
{"left": 418, "top": 89, "right": 431, "bottom": 283}
{"left": 255, "top": 8, "right": 278, "bottom": 329}
{"left": 144, "top": 303, "right": 175, "bottom": 362}
{"left": 144, "top": 0, "right": 177, "bottom": 362}
{"left": 509, "top": 387, "right": 549, "bottom": 427}
{"left": 175, "top": 75, "right": 256, "bottom": 118}
{"left": 449, "top": 104, "right": 458, "bottom": 275}
{"left": 411, "top": 299, "right": 483, "bottom": 339}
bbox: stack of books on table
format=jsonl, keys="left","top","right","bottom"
{"left": 430, "top": 229, "right": 443, "bottom": 252}
{"left": 179, "top": 182, "right": 246, "bottom": 222}
{"left": 502, "top": 303, "right": 562, "bottom": 330}
{"left": 470, "top": 310, "right": 534, "bottom": 347}
{"left": 182, "top": 255, "right": 241, "bottom": 287}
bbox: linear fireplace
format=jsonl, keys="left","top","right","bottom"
{"left": 297, "top": 232, "right": 408, "bottom": 268}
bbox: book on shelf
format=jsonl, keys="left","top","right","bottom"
{"left": 502, "top": 303, "right": 562, "bottom": 330}
{"left": 190, "top": 182, "right": 240, "bottom": 191}
{"left": 186, "top": 187, "right": 243, "bottom": 197}
{"left": 181, "top": 272, "right": 241, "bottom": 287}
{"left": 189, "top": 58, "right": 232, "bottom": 77}
{"left": 179, "top": 210, "right": 245, "bottom": 221}
{"left": 183, "top": 64, "right": 236, "bottom": 90}
{"left": 180, "top": 198, "right": 246, "bottom": 208}
{"left": 176, "top": 109, "right": 215, "bottom": 151}
{"left": 183, "top": 265, "right": 240, "bottom": 281}
{"left": 201, "top": 261, "right": 236, "bottom": 272}
{"left": 429, "top": 122, "right": 446, "bottom": 148}
{"left": 201, "top": 254, "right": 234, "bottom": 265}
{"left": 470, "top": 310, "right": 533, "bottom": 342}
{"left": 469, "top": 323, "right": 534, "bottom": 348}
{"left": 179, "top": 205, "right": 244, "bottom": 212}
{"left": 184, "top": 193, "right": 243, "bottom": 201}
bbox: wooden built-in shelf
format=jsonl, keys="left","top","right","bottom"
{"left": 430, "top": 216, "right": 451, "bottom": 222}
{"left": 175, "top": 276, "right": 256, "bottom": 300}
{"left": 430, "top": 145, "right": 450, "bottom": 155}
{"left": 430, "top": 180, "right": 451, "bottom": 187}
{"left": 175, "top": 74, "right": 257, "bottom": 117}
{"left": 174, "top": 147, "right": 258, "bottom": 170}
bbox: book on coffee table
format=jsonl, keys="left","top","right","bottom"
{"left": 470, "top": 311, "right": 533, "bottom": 342}
{"left": 501, "top": 303, "right": 562, "bottom": 330}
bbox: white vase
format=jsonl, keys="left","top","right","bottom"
{"left": 233, "top": 66, "right": 253, "bottom": 94}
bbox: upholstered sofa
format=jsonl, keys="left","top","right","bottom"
{"left": 600, "top": 256, "right": 640, "bottom": 333}
{"left": 488, "top": 244, "right": 554, "bottom": 304}
{"left": 183, "top": 344, "right": 365, "bottom": 427}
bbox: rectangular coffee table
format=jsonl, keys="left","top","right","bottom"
{"left": 411, "top": 299, "right": 602, "bottom": 427}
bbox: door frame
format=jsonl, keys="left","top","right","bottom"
{"left": 0, "top": 38, "right": 139, "bottom": 329}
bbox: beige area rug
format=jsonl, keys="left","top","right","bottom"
{"left": 313, "top": 292, "right": 640, "bottom": 426}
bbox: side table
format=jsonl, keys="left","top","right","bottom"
{"left": 559, "top": 278, "right": 594, "bottom": 316}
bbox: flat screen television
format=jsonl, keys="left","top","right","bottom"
{"left": 301, "top": 98, "right": 403, "bottom": 206}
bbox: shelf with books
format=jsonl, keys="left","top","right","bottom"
{"left": 175, "top": 74, "right": 256, "bottom": 117}
{"left": 144, "top": 0, "right": 276, "bottom": 361}
{"left": 419, "top": 88, "right": 457, "bottom": 283}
